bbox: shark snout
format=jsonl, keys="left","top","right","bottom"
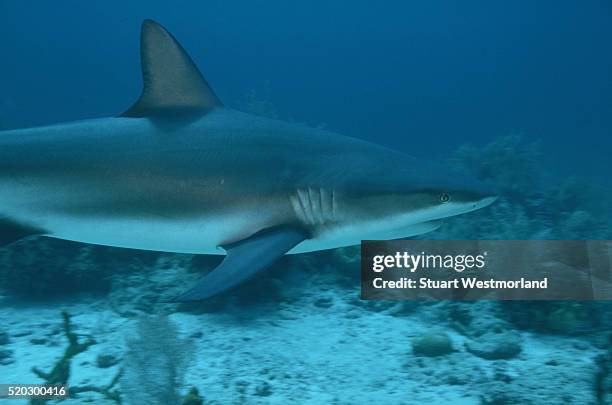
{"left": 437, "top": 175, "right": 499, "bottom": 218}
{"left": 473, "top": 195, "right": 498, "bottom": 209}
{"left": 464, "top": 180, "right": 499, "bottom": 211}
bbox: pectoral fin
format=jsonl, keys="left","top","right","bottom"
{"left": 172, "top": 227, "right": 307, "bottom": 302}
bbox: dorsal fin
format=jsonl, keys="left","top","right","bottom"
{"left": 120, "top": 19, "right": 222, "bottom": 118}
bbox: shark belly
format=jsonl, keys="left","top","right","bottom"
{"left": 43, "top": 215, "right": 257, "bottom": 254}
{"left": 0, "top": 179, "right": 291, "bottom": 254}
{"left": 45, "top": 215, "right": 441, "bottom": 255}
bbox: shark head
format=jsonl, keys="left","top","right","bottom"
{"left": 298, "top": 144, "right": 499, "bottom": 243}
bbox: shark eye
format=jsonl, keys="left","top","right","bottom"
{"left": 439, "top": 193, "right": 451, "bottom": 203}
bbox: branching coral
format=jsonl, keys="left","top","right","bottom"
{"left": 31, "top": 311, "right": 96, "bottom": 386}
{"left": 30, "top": 311, "right": 122, "bottom": 405}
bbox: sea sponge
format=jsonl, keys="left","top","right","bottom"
{"left": 120, "top": 315, "right": 195, "bottom": 404}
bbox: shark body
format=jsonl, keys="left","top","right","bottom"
{"left": 0, "top": 20, "right": 497, "bottom": 300}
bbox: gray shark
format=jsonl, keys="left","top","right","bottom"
{"left": 0, "top": 20, "right": 497, "bottom": 301}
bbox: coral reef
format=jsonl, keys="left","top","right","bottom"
{"left": 0, "top": 239, "right": 102, "bottom": 298}
{"left": 451, "top": 134, "right": 541, "bottom": 199}
{"left": 0, "top": 210, "right": 178, "bottom": 300}
{"left": 444, "top": 135, "right": 611, "bottom": 240}
{"left": 501, "top": 301, "right": 603, "bottom": 335}
{"left": 107, "top": 253, "right": 205, "bottom": 317}
{"left": 0, "top": 238, "right": 156, "bottom": 299}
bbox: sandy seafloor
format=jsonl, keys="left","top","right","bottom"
{"left": 0, "top": 251, "right": 608, "bottom": 405}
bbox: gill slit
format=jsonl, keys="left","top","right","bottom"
{"left": 291, "top": 187, "right": 338, "bottom": 226}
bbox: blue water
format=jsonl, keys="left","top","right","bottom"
{"left": 2, "top": 1, "right": 612, "bottom": 179}
{"left": 0, "top": 1, "right": 611, "bottom": 404}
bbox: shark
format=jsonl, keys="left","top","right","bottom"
{"left": 0, "top": 20, "right": 497, "bottom": 301}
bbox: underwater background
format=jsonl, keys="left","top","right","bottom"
{"left": 0, "top": 1, "right": 611, "bottom": 404}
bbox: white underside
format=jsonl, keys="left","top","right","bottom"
{"left": 6, "top": 189, "right": 493, "bottom": 255}
{"left": 31, "top": 202, "right": 467, "bottom": 254}
{"left": 40, "top": 214, "right": 268, "bottom": 255}
{"left": 37, "top": 214, "right": 441, "bottom": 255}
